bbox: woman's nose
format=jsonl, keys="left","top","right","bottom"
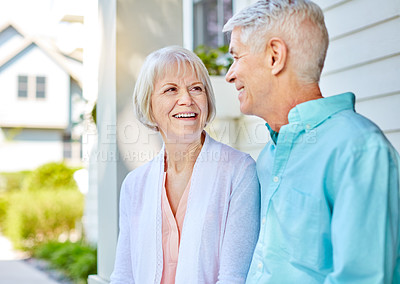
{"left": 177, "top": 89, "right": 193, "bottom": 105}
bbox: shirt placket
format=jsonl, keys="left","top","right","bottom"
{"left": 256, "top": 123, "right": 299, "bottom": 273}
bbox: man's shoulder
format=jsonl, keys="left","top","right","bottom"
{"left": 323, "top": 109, "right": 393, "bottom": 151}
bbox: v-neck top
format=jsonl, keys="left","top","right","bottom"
{"left": 160, "top": 172, "right": 191, "bottom": 284}
{"left": 110, "top": 132, "right": 260, "bottom": 284}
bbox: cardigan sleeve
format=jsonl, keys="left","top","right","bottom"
{"left": 217, "top": 155, "right": 261, "bottom": 283}
{"left": 110, "top": 178, "right": 135, "bottom": 284}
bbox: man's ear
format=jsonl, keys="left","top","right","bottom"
{"left": 267, "top": 37, "right": 287, "bottom": 76}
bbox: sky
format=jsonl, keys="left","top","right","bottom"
{"left": 0, "top": 0, "right": 84, "bottom": 52}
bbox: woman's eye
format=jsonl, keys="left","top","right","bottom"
{"left": 190, "top": 86, "right": 203, "bottom": 93}
{"left": 164, "top": 87, "right": 177, "bottom": 93}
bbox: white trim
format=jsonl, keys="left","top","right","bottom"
{"left": 92, "top": 0, "right": 118, "bottom": 283}
{"left": 88, "top": 275, "right": 109, "bottom": 284}
{"left": 183, "top": 0, "right": 193, "bottom": 50}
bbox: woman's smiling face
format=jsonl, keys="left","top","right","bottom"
{"left": 151, "top": 63, "right": 208, "bottom": 144}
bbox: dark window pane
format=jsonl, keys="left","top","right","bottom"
{"left": 193, "top": 0, "right": 232, "bottom": 49}
{"left": 36, "top": 76, "right": 46, "bottom": 98}
{"left": 18, "top": 75, "right": 28, "bottom": 98}
{"left": 223, "top": 0, "right": 233, "bottom": 46}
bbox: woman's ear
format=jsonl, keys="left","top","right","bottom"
{"left": 267, "top": 37, "right": 287, "bottom": 76}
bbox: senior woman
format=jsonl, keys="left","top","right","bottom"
{"left": 110, "top": 46, "right": 260, "bottom": 284}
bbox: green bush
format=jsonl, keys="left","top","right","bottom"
{"left": 0, "top": 171, "right": 31, "bottom": 192}
{"left": 194, "top": 45, "right": 233, "bottom": 75}
{"left": 0, "top": 193, "right": 9, "bottom": 228}
{"left": 3, "top": 189, "right": 84, "bottom": 249}
{"left": 23, "top": 162, "right": 79, "bottom": 192}
{"left": 33, "top": 240, "right": 97, "bottom": 283}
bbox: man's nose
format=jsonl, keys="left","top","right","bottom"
{"left": 225, "top": 63, "right": 235, "bottom": 83}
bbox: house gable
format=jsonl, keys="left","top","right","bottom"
{"left": 0, "top": 41, "right": 71, "bottom": 129}
{"left": 0, "top": 24, "right": 25, "bottom": 63}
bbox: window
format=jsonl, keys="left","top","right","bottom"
{"left": 18, "top": 75, "right": 28, "bottom": 98}
{"left": 17, "top": 75, "right": 47, "bottom": 99}
{"left": 36, "top": 76, "right": 46, "bottom": 98}
{"left": 63, "top": 133, "right": 72, "bottom": 159}
{"left": 193, "top": 0, "right": 233, "bottom": 49}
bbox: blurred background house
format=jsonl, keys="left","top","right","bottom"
{"left": 0, "top": 22, "right": 83, "bottom": 172}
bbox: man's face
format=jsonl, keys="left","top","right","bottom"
{"left": 225, "top": 27, "right": 271, "bottom": 117}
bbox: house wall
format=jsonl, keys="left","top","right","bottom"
{"left": 315, "top": 0, "right": 400, "bottom": 153}
{"left": 0, "top": 43, "right": 70, "bottom": 128}
{"left": 0, "top": 128, "right": 64, "bottom": 171}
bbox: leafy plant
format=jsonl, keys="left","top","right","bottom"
{"left": 3, "top": 189, "right": 84, "bottom": 249}
{"left": 0, "top": 171, "right": 31, "bottom": 192}
{"left": 33, "top": 240, "right": 97, "bottom": 284}
{"left": 194, "top": 45, "right": 233, "bottom": 75}
{"left": 0, "top": 193, "right": 9, "bottom": 229}
{"left": 22, "top": 162, "right": 79, "bottom": 192}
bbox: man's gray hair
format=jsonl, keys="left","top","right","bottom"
{"left": 133, "top": 46, "right": 216, "bottom": 131}
{"left": 223, "top": 0, "right": 329, "bottom": 83}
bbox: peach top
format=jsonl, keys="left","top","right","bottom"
{"left": 160, "top": 173, "right": 191, "bottom": 284}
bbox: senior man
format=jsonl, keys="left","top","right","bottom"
{"left": 223, "top": 0, "right": 400, "bottom": 283}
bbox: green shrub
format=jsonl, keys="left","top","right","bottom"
{"left": 194, "top": 45, "right": 233, "bottom": 75}
{"left": 3, "top": 189, "right": 84, "bottom": 249}
{"left": 33, "top": 240, "right": 97, "bottom": 283}
{"left": 0, "top": 193, "right": 9, "bottom": 228}
{"left": 23, "top": 162, "right": 79, "bottom": 192}
{"left": 0, "top": 171, "right": 31, "bottom": 192}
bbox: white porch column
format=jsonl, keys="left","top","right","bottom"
{"left": 89, "top": 0, "right": 183, "bottom": 283}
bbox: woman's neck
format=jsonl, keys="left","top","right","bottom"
{"left": 164, "top": 133, "right": 205, "bottom": 174}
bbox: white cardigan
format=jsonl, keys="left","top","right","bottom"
{"left": 110, "top": 133, "right": 260, "bottom": 284}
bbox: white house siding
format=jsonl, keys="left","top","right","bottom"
{"left": 0, "top": 128, "right": 64, "bottom": 172}
{"left": 315, "top": 0, "right": 400, "bottom": 153}
{"left": 0, "top": 43, "right": 70, "bottom": 128}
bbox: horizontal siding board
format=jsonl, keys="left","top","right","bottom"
{"left": 320, "top": 54, "right": 400, "bottom": 99}
{"left": 313, "top": 0, "right": 349, "bottom": 11}
{"left": 385, "top": 131, "right": 400, "bottom": 154}
{"left": 355, "top": 93, "right": 400, "bottom": 131}
{"left": 323, "top": 17, "right": 400, "bottom": 74}
{"left": 322, "top": 0, "right": 400, "bottom": 39}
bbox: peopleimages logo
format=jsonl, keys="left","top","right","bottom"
{"left": 82, "top": 149, "right": 230, "bottom": 163}
{"left": 81, "top": 120, "right": 319, "bottom": 162}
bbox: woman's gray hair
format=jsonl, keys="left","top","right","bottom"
{"left": 133, "top": 46, "right": 216, "bottom": 131}
{"left": 223, "top": 0, "right": 329, "bottom": 84}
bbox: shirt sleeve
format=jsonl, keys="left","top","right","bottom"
{"left": 110, "top": 179, "right": 135, "bottom": 284}
{"left": 217, "top": 156, "right": 261, "bottom": 284}
{"left": 324, "top": 143, "right": 400, "bottom": 283}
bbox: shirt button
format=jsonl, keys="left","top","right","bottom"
{"left": 257, "top": 262, "right": 263, "bottom": 270}
{"left": 273, "top": 176, "right": 279, "bottom": 183}
{"left": 306, "top": 124, "right": 311, "bottom": 129}
{"left": 262, "top": 217, "right": 266, "bottom": 224}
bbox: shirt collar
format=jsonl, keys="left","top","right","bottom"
{"left": 289, "top": 92, "right": 355, "bottom": 128}
{"left": 265, "top": 92, "right": 355, "bottom": 143}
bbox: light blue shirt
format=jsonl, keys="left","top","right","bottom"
{"left": 246, "top": 93, "right": 400, "bottom": 284}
